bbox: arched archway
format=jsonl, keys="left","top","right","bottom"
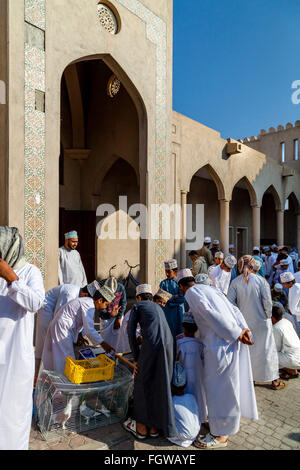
{"left": 186, "top": 165, "right": 225, "bottom": 265}
{"left": 230, "top": 177, "right": 258, "bottom": 258}
{"left": 261, "top": 185, "right": 282, "bottom": 245}
{"left": 59, "top": 57, "right": 147, "bottom": 283}
{"left": 284, "top": 192, "right": 300, "bottom": 248}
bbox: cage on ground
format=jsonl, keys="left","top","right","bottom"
{"left": 34, "top": 360, "right": 134, "bottom": 441}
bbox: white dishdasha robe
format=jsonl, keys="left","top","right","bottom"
{"left": 177, "top": 336, "right": 207, "bottom": 423}
{"left": 35, "top": 284, "right": 80, "bottom": 359}
{"left": 41, "top": 297, "right": 103, "bottom": 373}
{"left": 209, "top": 264, "right": 231, "bottom": 295}
{"left": 185, "top": 284, "right": 258, "bottom": 436}
{"left": 58, "top": 246, "right": 87, "bottom": 287}
{"left": 228, "top": 273, "right": 279, "bottom": 383}
{"left": 0, "top": 263, "right": 45, "bottom": 450}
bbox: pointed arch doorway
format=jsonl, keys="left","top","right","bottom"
{"left": 59, "top": 56, "right": 147, "bottom": 283}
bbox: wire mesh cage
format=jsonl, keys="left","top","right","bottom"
{"left": 34, "top": 360, "right": 134, "bottom": 441}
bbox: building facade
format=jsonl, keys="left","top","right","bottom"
{"left": 0, "top": 0, "right": 299, "bottom": 290}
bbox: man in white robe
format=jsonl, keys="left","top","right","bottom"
{"left": 58, "top": 231, "right": 87, "bottom": 287}
{"left": 208, "top": 255, "right": 237, "bottom": 295}
{"left": 294, "top": 261, "right": 300, "bottom": 284}
{"left": 264, "top": 247, "right": 277, "bottom": 286}
{"left": 177, "top": 269, "right": 258, "bottom": 449}
{"left": 0, "top": 227, "right": 45, "bottom": 450}
{"left": 207, "top": 251, "right": 224, "bottom": 275}
{"left": 41, "top": 284, "right": 115, "bottom": 373}
{"left": 228, "top": 255, "right": 283, "bottom": 389}
{"left": 35, "top": 284, "right": 81, "bottom": 370}
{"left": 272, "top": 304, "right": 300, "bottom": 379}
{"left": 280, "top": 247, "right": 295, "bottom": 274}
{"left": 281, "top": 272, "right": 300, "bottom": 337}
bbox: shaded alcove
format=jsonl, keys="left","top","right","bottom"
{"left": 59, "top": 57, "right": 146, "bottom": 282}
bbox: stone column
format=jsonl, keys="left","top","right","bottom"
{"left": 276, "top": 209, "right": 284, "bottom": 246}
{"left": 220, "top": 199, "right": 230, "bottom": 255}
{"left": 252, "top": 205, "right": 261, "bottom": 248}
{"left": 180, "top": 191, "right": 188, "bottom": 268}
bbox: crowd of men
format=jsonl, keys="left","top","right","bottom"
{"left": 1, "top": 227, "right": 300, "bottom": 450}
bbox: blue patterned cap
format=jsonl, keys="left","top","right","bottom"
{"left": 182, "top": 312, "right": 196, "bottom": 324}
{"left": 195, "top": 273, "right": 210, "bottom": 285}
{"left": 172, "top": 362, "right": 187, "bottom": 388}
{"left": 65, "top": 231, "right": 78, "bottom": 239}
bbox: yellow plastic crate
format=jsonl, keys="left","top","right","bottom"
{"left": 64, "top": 354, "right": 115, "bottom": 384}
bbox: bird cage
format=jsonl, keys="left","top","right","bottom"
{"left": 34, "top": 360, "right": 134, "bottom": 441}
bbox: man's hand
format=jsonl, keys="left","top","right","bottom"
{"left": 238, "top": 329, "right": 254, "bottom": 346}
{"left": 113, "top": 318, "right": 121, "bottom": 330}
{"left": 100, "top": 341, "right": 115, "bottom": 354}
{"left": 0, "top": 259, "right": 18, "bottom": 285}
{"left": 133, "top": 362, "right": 138, "bottom": 377}
{"left": 76, "top": 332, "right": 89, "bottom": 347}
{"left": 111, "top": 306, "right": 121, "bottom": 318}
{"left": 137, "top": 336, "right": 143, "bottom": 345}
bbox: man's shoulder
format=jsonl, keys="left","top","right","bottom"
{"left": 18, "top": 262, "right": 43, "bottom": 279}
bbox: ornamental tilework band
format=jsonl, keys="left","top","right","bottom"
{"left": 24, "top": 0, "right": 46, "bottom": 276}
{"left": 117, "top": 0, "right": 168, "bottom": 284}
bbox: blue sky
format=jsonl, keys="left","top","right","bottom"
{"left": 173, "top": 0, "right": 300, "bottom": 140}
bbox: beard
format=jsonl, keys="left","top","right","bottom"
{"left": 68, "top": 241, "right": 77, "bottom": 250}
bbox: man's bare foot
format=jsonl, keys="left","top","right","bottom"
{"left": 271, "top": 379, "right": 286, "bottom": 390}
{"left": 194, "top": 433, "right": 228, "bottom": 449}
{"left": 136, "top": 422, "right": 147, "bottom": 436}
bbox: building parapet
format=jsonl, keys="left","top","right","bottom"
{"left": 241, "top": 120, "right": 300, "bottom": 143}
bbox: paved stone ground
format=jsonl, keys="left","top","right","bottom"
{"left": 29, "top": 377, "right": 300, "bottom": 451}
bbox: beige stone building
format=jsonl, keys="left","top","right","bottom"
{"left": 0, "top": 0, "right": 299, "bottom": 290}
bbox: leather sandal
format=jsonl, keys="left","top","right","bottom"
{"left": 123, "top": 418, "right": 148, "bottom": 440}
{"left": 271, "top": 380, "right": 286, "bottom": 390}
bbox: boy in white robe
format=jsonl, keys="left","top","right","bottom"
{"left": 177, "top": 312, "right": 207, "bottom": 424}
{"left": 272, "top": 304, "right": 300, "bottom": 379}
{"left": 58, "top": 231, "right": 87, "bottom": 287}
{"left": 208, "top": 255, "right": 237, "bottom": 295}
{"left": 207, "top": 251, "right": 224, "bottom": 275}
{"left": 177, "top": 269, "right": 258, "bottom": 449}
{"left": 228, "top": 255, "right": 283, "bottom": 390}
{"left": 273, "top": 259, "right": 292, "bottom": 285}
{"left": 0, "top": 227, "right": 45, "bottom": 450}
{"left": 41, "top": 284, "right": 115, "bottom": 373}
{"left": 167, "top": 363, "right": 201, "bottom": 448}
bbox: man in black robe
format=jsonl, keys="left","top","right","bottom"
{"left": 124, "top": 284, "right": 176, "bottom": 439}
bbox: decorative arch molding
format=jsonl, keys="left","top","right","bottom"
{"left": 230, "top": 176, "right": 258, "bottom": 207}
{"left": 188, "top": 164, "right": 226, "bottom": 201}
{"left": 261, "top": 185, "right": 283, "bottom": 211}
